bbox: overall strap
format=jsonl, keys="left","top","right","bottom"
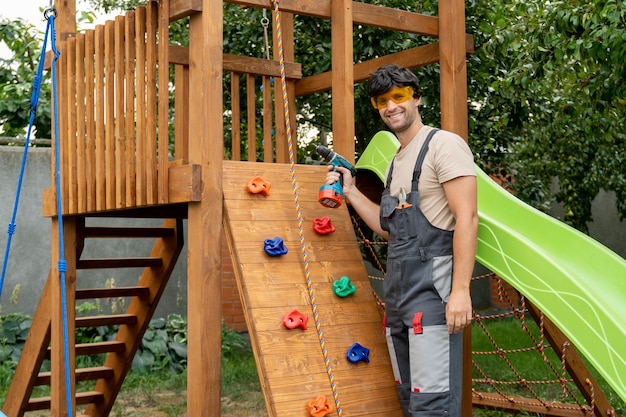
{"left": 384, "top": 128, "right": 440, "bottom": 190}
{"left": 411, "top": 128, "right": 439, "bottom": 191}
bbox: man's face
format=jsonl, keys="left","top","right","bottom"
{"left": 372, "top": 86, "right": 421, "bottom": 134}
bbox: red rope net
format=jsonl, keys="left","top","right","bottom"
{"left": 351, "top": 216, "right": 617, "bottom": 417}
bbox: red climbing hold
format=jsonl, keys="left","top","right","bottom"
{"left": 283, "top": 309, "right": 308, "bottom": 330}
{"left": 246, "top": 176, "right": 271, "bottom": 196}
{"left": 312, "top": 216, "right": 336, "bottom": 235}
{"left": 307, "top": 394, "right": 333, "bottom": 417}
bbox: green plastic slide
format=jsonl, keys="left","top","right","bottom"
{"left": 355, "top": 131, "right": 626, "bottom": 402}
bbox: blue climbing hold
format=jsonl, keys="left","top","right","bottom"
{"left": 264, "top": 237, "right": 288, "bottom": 256}
{"left": 346, "top": 342, "right": 370, "bottom": 364}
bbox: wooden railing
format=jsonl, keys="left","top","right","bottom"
{"left": 44, "top": 1, "right": 302, "bottom": 217}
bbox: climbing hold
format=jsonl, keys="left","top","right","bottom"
{"left": 333, "top": 276, "right": 356, "bottom": 297}
{"left": 246, "top": 176, "right": 271, "bottom": 196}
{"left": 283, "top": 309, "right": 308, "bottom": 330}
{"left": 346, "top": 342, "right": 370, "bottom": 364}
{"left": 307, "top": 394, "right": 333, "bottom": 417}
{"left": 264, "top": 237, "right": 288, "bottom": 256}
{"left": 312, "top": 216, "right": 336, "bottom": 235}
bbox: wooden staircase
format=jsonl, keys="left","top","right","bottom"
{"left": 2, "top": 216, "right": 184, "bottom": 417}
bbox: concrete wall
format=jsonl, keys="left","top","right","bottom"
{"left": 1, "top": 146, "right": 625, "bottom": 317}
{"left": 0, "top": 146, "right": 188, "bottom": 317}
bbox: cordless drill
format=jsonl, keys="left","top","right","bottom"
{"left": 316, "top": 145, "right": 357, "bottom": 208}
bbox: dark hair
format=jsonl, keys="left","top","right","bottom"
{"left": 368, "top": 64, "right": 422, "bottom": 99}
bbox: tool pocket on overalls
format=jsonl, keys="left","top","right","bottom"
{"left": 380, "top": 194, "right": 418, "bottom": 241}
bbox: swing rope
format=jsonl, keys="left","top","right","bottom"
{"left": 48, "top": 8, "right": 74, "bottom": 417}
{"left": 271, "top": 1, "right": 344, "bottom": 415}
{"left": 0, "top": 6, "right": 73, "bottom": 416}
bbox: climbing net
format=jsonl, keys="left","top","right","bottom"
{"left": 352, "top": 216, "right": 616, "bottom": 416}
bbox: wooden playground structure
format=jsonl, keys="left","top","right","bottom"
{"left": 1, "top": 0, "right": 617, "bottom": 416}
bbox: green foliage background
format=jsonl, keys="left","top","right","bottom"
{"left": 1, "top": 0, "right": 624, "bottom": 232}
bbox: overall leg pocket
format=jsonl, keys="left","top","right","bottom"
{"left": 408, "top": 324, "right": 451, "bottom": 416}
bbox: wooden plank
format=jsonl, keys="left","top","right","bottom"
{"left": 227, "top": 0, "right": 438, "bottom": 37}
{"left": 146, "top": 1, "right": 158, "bottom": 205}
{"left": 158, "top": 0, "right": 170, "bottom": 204}
{"left": 95, "top": 24, "right": 106, "bottom": 211}
{"left": 168, "top": 46, "right": 302, "bottom": 79}
{"left": 104, "top": 20, "right": 116, "bottom": 210}
{"left": 297, "top": 43, "right": 441, "bottom": 97}
{"left": 174, "top": 64, "right": 189, "bottom": 161}
{"left": 125, "top": 11, "right": 137, "bottom": 207}
{"left": 439, "top": 0, "right": 469, "bottom": 140}
{"left": 115, "top": 16, "right": 127, "bottom": 209}
{"left": 272, "top": 12, "right": 294, "bottom": 163}
{"left": 230, "top": 72, "right": 241, "bottom": 160}
{"left": 135, "top": 6, "right": 148, "bottom": 206}
{"left": 262, "top": 75, "right": 273, "bottom": 162}
{"left": 75, "top": 314, "right": 138, "bottom": 328}
{"left": 186, "top": 1, "right": 224, "bottom": 415}
{"left": 76, "top": 33, "right": 87, "bottom": 214}
{"left": 1, "top": 272, "right": 53, "bottom": 416}
{"left": 67, "top": 38, "right": 78, "bottom": 214}
{"left": 331, "top": 0, "right": 355, "bottom": 164}
{"left": 50, "top": 217, "right": 77, "bottom": 416}
{"left": 246, "top": 73, "right": 256, "bottom": 161}
{"left": 168, "top": 163, "right": 202, "bottom": 203}
{"left": 223, "top": 161, "right": 403, "bottom": 416}
{"left": 85, "top": 30, "right": 97, "bottom": 212}
{"left": 473, "top": 392, "right": 588, "bottom": 417}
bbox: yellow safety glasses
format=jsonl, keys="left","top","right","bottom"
{"left": 370, "top": 86, "right": 415, "bottom": 109}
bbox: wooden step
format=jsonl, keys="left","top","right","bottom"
{"left": 84, "top": 226, "right": 176, "bottom": 238}
{"left": 76, "top": 341, "right": 126, "bottom": 356}
{"left": 26, "top": 390, "right": 104, "bottom": 411}
{"left": 76, "top": 314, "right": 138, "bottom": 328}
{"left": 35, "top": 366, "right": 115, "bottom": 386}
{"left": 76, "top": 286, "right": 151, "bottom": 300}
{"left": 46, "top": 341, "right": 127, "bottom": 359}
{"left": 77, "top": 257, "right": 163, "bottom": 269}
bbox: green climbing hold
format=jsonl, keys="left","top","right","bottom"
{"left": 333, "top": 276, "right": 356, "bottom": 298}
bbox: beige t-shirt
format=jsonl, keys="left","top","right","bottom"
{"left": 386, "top": 126, "right": 475, "bottom": 231}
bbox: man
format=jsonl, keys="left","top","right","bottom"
{"left": 326, "top": 64, "right": 478, "bottom": 416}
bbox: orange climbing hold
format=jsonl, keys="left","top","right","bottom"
{"left": 307, "top": 395, "right": 333, "bottom": 417}
{"left": 246, "top": 176, "right": 271, "bottom": 196}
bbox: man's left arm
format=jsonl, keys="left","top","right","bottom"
{"left": 442, "top": 175, "right": 478, "bottom": 334}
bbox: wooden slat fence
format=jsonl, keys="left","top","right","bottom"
{"left": 54, "top": 2, "right": 163, "bottom": 215}
{"left": 51, "top": 0, "right": 302, "bottom": 216}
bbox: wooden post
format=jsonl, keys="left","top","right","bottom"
{"left": 186, "top": 0, "right": 224, "bottom": 415}
{"left": 331, "top": 0, "right": 355, "bottom": 163}
{"left": 273, "top": 9, "right": 295, "bottom": 163}
{"left": 50, "top": 217, "right": 77, "bottom": 417}
{"left": 438, "top": 1, "right": 471, "bottom": 416}
{"left": 438, "top": 0, "right": 468, "bottom": 140}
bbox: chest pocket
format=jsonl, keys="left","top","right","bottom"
{"left": 380, "top": 194, "right": 419, "bottom": 240}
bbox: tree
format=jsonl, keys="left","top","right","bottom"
{"left": 29, "top": 0, "right": 626, "bottom": 232}
{"left": 0, "top": 17, "right": 52, "bottom": 139}
{"left": 465, "top": 0, "right": 626, "bottom": 232}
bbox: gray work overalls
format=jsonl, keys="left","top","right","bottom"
{"left": 380, "top": 129, "right": 463, "bottom": 417}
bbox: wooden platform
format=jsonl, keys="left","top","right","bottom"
{"left": 223, "top": 161, "right": 403, "bottom": 416}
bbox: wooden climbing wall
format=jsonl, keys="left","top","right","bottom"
{"left": 222, "top": 161, "right": 404, "bottom": 416}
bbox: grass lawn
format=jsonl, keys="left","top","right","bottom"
{"left": 2, "top": 316, "right": 624, "bottom": 416}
